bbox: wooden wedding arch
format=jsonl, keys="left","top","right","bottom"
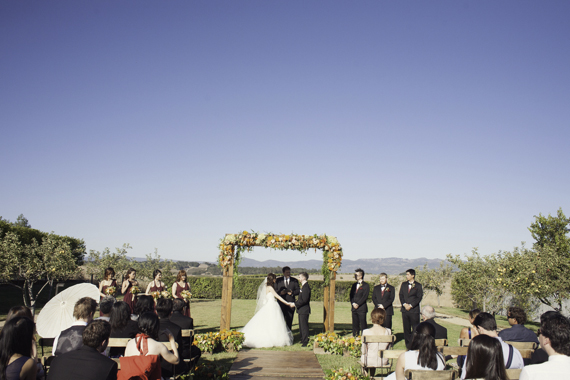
{"left": 218, "top": 231, "right": 343, "bottom": 332}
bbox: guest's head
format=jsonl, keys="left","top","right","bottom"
{"left": 99, "top": 296, "right": 115, "bottom": 317}
{"left": 371, "top": 308, "right": 386, "bottom": 327}
{"left": 282, "top": 266, "right": 291, "bottom": 277}
{"left": 464, "top": 334, "right": 508, "bottom": 380}
{"left": 83, "top": 320, "right": 112, "bottom": 353}
{"left": 299, "top": 272, "right": 309, "bottom": 282}
{"left": 468, "top": 308, "right": 481, "bottom": 324}
{"left": 134, "top": 295, "right": 154, "bottom": 315}
{"left": 379, "top": 273, "right": 388, "bottom": 285}
{"left": 473, "top": 312, "right": 498, "bottom": 337}
{"left": 73, "top": 297, "right": 97, "bottom": 323}
{"left": 176, "top": 270, "right": 187, "bottom": 282}
{"left": 507, "top": 307, "right": 526, "bottom": 326}
{"left": 138, "top": 312, "right": 160, "bottom": 340}
{"left": 104, "top": 267, "right": 115, "bottom": 280}
{"left": 406, "top": 269, "right": 416, "bottom": 282}
{"left": 110, "top": 301, "right": 132, "bottom": 331}
{"left": 172, "top": 299, "right": 185, "bottom": 313}
{"left": 266, "top": 273, "right": 276, "bottom": 287}
{"left": 126, "top": 268, "right": 136, "bottom": 280}
{"left": 409, "top": 322, "right": 439, "bottom": 370}
{"left": 156, "top": 298, "right": 173, "bottom": 319}
{"left": 539, "top": 312, "right": 570, "bottom": 356}
{"left": 0, "top": 317, "right": 35, "bottom": 378}
{"left": 6, "top": 306, "right": 33, "bottom": 322}
{"left": 153, "top": 269, "right": 162, "bottom": 281}
{"left": 354, "top": 269, "right": 364, "bottom": 281}
{"left": 421, "top": 305, "right": 436, "bottom": 321}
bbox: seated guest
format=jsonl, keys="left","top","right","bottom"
{"left": 109, "top": 301, "right": 139, "bottom": 357}
{"left": 96, "top": 297, "right": 115, "bottom": 322}
{"left": 361, "top": 308, "right": 392, "bottom": 376}
{"left": 170, "top": 299, "right": 201, "bottom": 365}
{"left": 530, "top": 311, "right": 558, "bottom": 365}
{"left": 53, "top": 297, "right": 97, "bottom": 355}
{"left": 132, "top": 295, "right": 154, "bottom": 321}
{"left": 464, "top": 334, "right": 509, "bottom": 380}
{"left": 458, "top": 308, "right": 481, "bottom": 368}
{"left": 519, "top": 312, "right": 570, "bottom": 380}
{"left": 0, "top": 316, "right": 37, "bottom": 380}
{"left": 47, "top": 320, "right": 118, "bottom": 380}
{"left": 156, "top": 298, "right": 187, "bottom": 377}
{"left": 6, "top": 306, "right": 44, "bottom": 380}
{"left": 386, "top": 322, "right": 445, "bottom": 380}
{"left": 419, "top": 305, "right": 447, "bottom": 340}
{"left": 461, "top": 312, "right": 524, "bottom": 379}
{"left": 498, "top": 307, "right": 539, "bottom": 344}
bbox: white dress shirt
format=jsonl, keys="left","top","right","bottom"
{"left": 519, "top": 354, "right": 570, "bottom": 380}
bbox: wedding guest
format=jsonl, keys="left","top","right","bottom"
{"left": 132, "top": 295, "right": 154, "bottom": 320}
{"left": 371, "top": 273, "right": 395, "bottom": 329}
{"left": 274, "top": 266, "right": 300, "bottom": 331}
{"left": 529, "top": 311, "right": 558, "bottom": 365}
{"left": 464, "top": 334, "right": 509, "bottom": 380}
{"left": 498, "top": 307, "right": 539, "bottom": 344}
{"left": 96, "top": 297, "right": 115, "bottom": 322}
{"left": 99, "top": 267, "right": 117, "bottom": 299}
{"left": 399, "top": 269, "right": 423, "bottom": 348}
{"left": 5, "top": 306, "right": 33, "bottom": 322}
{"left": 53, "top": 297, "right": 97, "bottom": 356}
{"left": 361, "top": 308, "right": 392, "bottom": 376}
{"left": 386, "top": 322, "right": 445, "bottom": 380}
{"left": 121, "top": 268, "right": 139, "bottom": 314}
{"left": 109, "top": 301, "right": 139, "bottom": 357}
{"left": 295, "top": 272, "right": 311, "bottom": 347}
{"left": 461, "top": 312, "right": 524, "bottom": 379}
{"left": 172, "top": 270, "right": 192, "bottom": 317}
{"left": 156, "top": 298, "right": 187, "bottom": 377}
{"left": 0, "top": 317, "right": 37, "bottom": 380}
{"left": 457, "top": 308, "right": 481, "bottom": 368}
{"left": 170, "top": 299, "right": 200, "bottom": 365}
{"left": 350, "top": 268, "right": 369, "bottom": 336}
{"left": 420, "top": 305, "right": 447, "bottom": 340}
{"left": 48, "top": 320, "right": 117, "bottom": 380}
{"left": 520, "top": 312, "right": 570, "bottom": 379}
{"left": 145, "top": 269, "right": 165, "bottom": 295}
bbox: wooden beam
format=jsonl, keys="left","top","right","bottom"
{"left": 328, "top": 272, "right": 336, "bottom": 332}
{"left": 220, "top": 260, "right": 234, "bottom": 331}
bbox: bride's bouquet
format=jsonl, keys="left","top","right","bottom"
{"left": 104, "top": 286, "right": 116, "bottom": 296}
{"left": 180, "top": 290, "right": 192, "bottom": 301}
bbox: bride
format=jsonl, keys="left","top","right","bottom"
{"left": 241, "top": 273, "right": 295, "bottom": 348}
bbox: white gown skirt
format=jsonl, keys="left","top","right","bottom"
{"left": 241, "top": 293, "right": 294, "bottom": 348}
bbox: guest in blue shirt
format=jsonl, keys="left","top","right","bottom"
{"left": 498, "top": 307, "right": 539, "bottom": 344}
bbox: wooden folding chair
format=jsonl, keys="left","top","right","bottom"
{"left": 506, "top": 368, "right": 522, "bottom": 380}
{"left": 181, "top": 329, "right": 194, "bottom": 338}
{"left": 108, "top": 338, "right": 131, "bottom": 348}
{"left": 404, "top": 369, "right": 457, "bottom": 380}
{"left": 360, "top": 335, "right": 397, "bottom": 378}
{"left": 41, "top": 356, "right": 56, "bottom": 375}
{"left": 505, "top": 341, "right": 538, "bottom": 350}
{"left": 38, "top": 337, "right": 55, "bottom": 356}
{"left": 457, "top": 338, "right": 471, "bottom": 347}
{"left": 439, "top": 346, "right": 468, "bottom": 356}
{"left": 435, "top": 339, "right": 448, "bottom": 348}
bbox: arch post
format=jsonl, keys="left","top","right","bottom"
{"left": 327, "top": 272, "right": 336, "bottom": 332}
{"left": 220, "top": 261, "right": 234, "bottom": 331}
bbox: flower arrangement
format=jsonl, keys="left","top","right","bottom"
{"left": 186, "top": 362, "right": 229, "bottom": 380}
{"left": 311, "top": 333, "right": 362, "bottom": 357}
{"left": 336, "top": 335, "right": 362, "bottom": 358}
{"left": 104, "top": 286, "right": 116, "bottom": 296}
{"left": 180, "top": 290, "right": 192, "bottom": 301}
{"left": 219, "top": 329, "right": 245, "bottom": 352}
{"left": 160, "top": 290, "right": 171, "bottom": 299}
{"left": 193, "top": 330, "right": 244, "bottom": 353}
{"left": 325, "top": 366, "right": 370, "bottom": 380}
{"left": 130, "top": 286, "right": 140, "bottom": 301}
{"left": 151, "top": 291, "right": 161, "bottom": 300}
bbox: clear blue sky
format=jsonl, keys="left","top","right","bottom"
{"left": 2, "top": 1, "right": 569, "bottom": 264}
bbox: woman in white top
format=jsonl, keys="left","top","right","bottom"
{"left": 361, "top": 307, "right": 392, "bottom": 375}
{"left": 386, "top": 322, "right": 446, "bottom": 380}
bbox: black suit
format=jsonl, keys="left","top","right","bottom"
{"left": 169, "top": 311, "right": 201, "bottom": 366}
{"left": 48, "top": 345, "right": 117, "bottom": 380}
{"left": 399, "top": 281, "right": 423, "bottom": 348}
{"left": 349, "top": 281, "right": 370, "bottom": 336}
{"left": 423, "top": 318, "right": 448, "bottom": 340}
{"left": 274, "top": 276, "right": 300, "bottom": 330}
{"left": 295, "top": 282, "right": 311, "bottom": 346}
{"left": 371, "top": 283, "right": 396, "bottom": 330}
{"left": 158, "top": 318, "right": 187, "bottom": 377}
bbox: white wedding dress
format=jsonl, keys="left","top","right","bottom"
{"left": 241, "top": 280, "right": 294, "bottom": 348}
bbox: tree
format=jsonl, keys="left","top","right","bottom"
{"left": 84, "top": 244, "right": 134, "bottom": 283}
{"left": 528, "top": 208, "right": 570, "bottom": 254}
{"left": 15, "top": 214, "right": 31, "bottom": 228}
{"left": 415, "top": 261, "right": 453, "bottom": 307}
{"left": 0, "top": 232, "right": 79, "bottom": 315}
{"left": 134, "top": 249, "right": 176, "bottom": 289}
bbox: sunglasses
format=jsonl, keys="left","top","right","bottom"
{"left": 537, "top": 328, "right": 542, "bottom": 336}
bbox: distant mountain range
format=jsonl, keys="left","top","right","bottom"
{"left": 239, "top": 257, "right": 445, "bottom": 275}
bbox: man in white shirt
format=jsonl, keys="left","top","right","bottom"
{"left": 461, "top": 312, "right": 524, "bottom": 379}
{"left": 520, "top": 312, "right": 570, "bottom": 380}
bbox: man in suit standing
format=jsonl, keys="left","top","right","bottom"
{"left": 48, "top": 320, "right": 118, "bottom": 380}
{"left": 294, "top": 272, "right": 311, "bottom": 347}
{"left": 274, "top": 266, "right": 300, "bottom": 331}
{"left": 399, "top": 268, "right": 423, "bottom": 348}
{"left": 420, "top": 305, "right": 447, "bottom": 340}
{"left": 350, "top": 268, "right": 370, "bottom": 336}
{"left": 371, "top": 272, "right": 395, "bottom": 330}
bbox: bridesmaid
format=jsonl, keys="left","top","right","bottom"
{"left": 122, "top": 268, "right": 139, "bottom": 314}
{"left": 145, "top": 269, "right": 165, "bottom": 294}
{"left": 172, "top": 270, "right": 191, "bottom": 317}
{"left": 99, "top": 267, "right": 117, "bottom": 299}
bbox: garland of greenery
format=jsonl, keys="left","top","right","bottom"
{"left": 218, "top": 231, "right": 343, "bottom": 285}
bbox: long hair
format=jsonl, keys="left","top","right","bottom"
{"left": 6, "top": 306, "right": 33, "bottom": 322}
{"left": 138, "top": 312, "right": 160, "bottom": 340}
{"left": 152, "top": 269, "right": 162, "bottom": 280}
{"left": 266, "top": 273, "right": 276, "bottom": 288}
{"left": 134, "top": 295, "right": 155, "bottom": 315}
{"left": 104, "top": 267, "right": 115, "bottom": 280}
{"left": 176, "top": 270, "right": 187, "bottom": 282}
{"left": 464, "top": 335, "right": 508, "bottom": 380}
{"left": 409, "top": 322, "right": 439, "bottom": 370}
{"left": 0, "top": 317, "right": 35, "bottom": 380}
{"left": 110, "top": 301, "right": 132, "bottom": 331}
{"left": 126, "top": 268, "right": 136, "bottom": 279}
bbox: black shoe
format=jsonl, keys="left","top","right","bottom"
{"left": 301, "top": 343, "right": 308, "bottom": 347}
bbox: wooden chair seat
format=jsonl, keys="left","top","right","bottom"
{"left": 404, "top": 369, "right": 457, "bottom": 380}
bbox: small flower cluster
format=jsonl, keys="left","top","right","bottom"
{"left": 104, "top": 286, "right": 116, "bottom": 296}
{"left": 337, "top": 335, "right": 362, "bottom": 358}
{"left": 180, "top": 290, "right": 192, "bottom": 301}
{"left": 183, "top": 362, "right": 229, "bottom": 380}
{"left": 219, "top": 329, "right": 245, "bottom": 352}
{"left": 325, "top": 366, "right": 370, "bottom": 380}
{"left": 130, "top": 285, "right": 140, "bottom": 295}
{"left": 312, "top": 333, "right": 362, "bottom": 357}
{"left": 161, "top": 290, "right": 171, "bottom": 299}
{"left": 193, "top": 330, "right": 245, "bottom": 353}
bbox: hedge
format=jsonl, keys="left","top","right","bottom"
{"left": 188, "top": 277, "right": 373, "bottom": 303}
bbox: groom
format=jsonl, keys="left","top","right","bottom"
{"left": 274, "top": 266, "right": 300, "bottom": 330}
{"left": 294, "top": 272, "right": 311, "bottom": 347}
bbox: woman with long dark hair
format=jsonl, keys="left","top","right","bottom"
{"left": 464, "top": 335, "right": 508, "bottom": 380}
{"left": 109, "top": 301, "right": 139, "bottom": 357}
{"left": 387, "top": 322, "right": 445, "bottom": 380}
{"left": 172, "top": 270, "right": 191, "bottom": 317}
{"left": 122, "top": 268, "right": 139, "bottom": 314}
{"left": 133, "top": 295, "right": 155, "bottom": 319}
{"left": 0, "top": 317, "right": 37, "bottom": 380}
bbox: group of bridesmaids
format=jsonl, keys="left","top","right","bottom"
{"left": 98, "top": 267, "right": 192, "bottom": 317}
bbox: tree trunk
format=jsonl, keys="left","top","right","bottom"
{"left": 27, "top": 281, "right": 36, "bottom": 316}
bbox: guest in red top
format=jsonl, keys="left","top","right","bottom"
{"left": 99, "top": 267, "right": 118, "bottom": 299}
{"left": 145, "top": 270, "right": 165, "bottom": 295}
{"left": 172, "top": 270, "right": 191, "bottom": 317}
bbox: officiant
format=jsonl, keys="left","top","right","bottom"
{"left": 274, "top": 266, "right": 300, "bottom": 330}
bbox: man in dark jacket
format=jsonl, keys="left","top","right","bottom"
{"left": 294, "top": 272, "right": 311, "bottom": 347}
{"left": 274, "top": 266, "right": 300, "bottom": 330}
{"left": 157, "top": 298, "right": 187, "bottom": 377}
{"left": 420, "top": 305, "right": 447, "bottom": 340}
{"left": 399, "top": 269, "right": 423, "bottom": 348}
{"left": 170, "top": 299, "right": 201, "bottom": 366}
{"left": 53, "top": 297, "right": 97, "bottom": 356}
{"left": 498, "top": 306, "right": 539, "bottom": 344}
{"left": 371, "top": 273, "right": 395, "bottom": 330}
{"left": 350, "top": 268, "right": 370, "bottom": 336}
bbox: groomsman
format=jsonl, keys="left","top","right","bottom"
{"left": 274, "top": 266, "right": 300, "bottom": 330}
{"left": 349, "top": 268, "right": 370, "bottom": 336}
{"left": 294, "top": 272, "right": 311, "bottom": 347}
{"left": 399, "top": 268, "right": 423, "bottom": 348}
{"left": 371, "top": 273, "right": 395, "bottom": 330}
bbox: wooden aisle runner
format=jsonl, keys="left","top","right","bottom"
{"left": 229, "top": 350, "right": 325, "bottom": 380}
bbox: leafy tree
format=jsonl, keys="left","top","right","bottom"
{"left": 84, "top": 244, "right": 134, "bottom": 283}
{"left": 0, "top": 232, "right": 79, "bottom": 315}
{"left": 15, "top": 214, "right": 31, "bottom": 228}
{"left": 134, "top": 249, "right": 176, "bottom": 290}
{"left": 415, "top": 261, "right": 453, "bottom": 307}
{"left": 528, "top": 208, "right": 570, "bottom": 254}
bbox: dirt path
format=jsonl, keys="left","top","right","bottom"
{"left": 434, "top": 312, "right": 471, "bottom": 327}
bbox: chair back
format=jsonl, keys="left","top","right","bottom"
{"left": 457, "top": 338, "right": 471, "bottom": 347}
{"left": 108, "top": 338, "right": 131, "bottom": 347}
{"left": 517, "top": 349, "right": 533, "bottom": 359}
{"left": 181, "top": 329, "right": 194, "bottom": 338}
{"left": 38, "top": 337, "right": 55, "bottom": 356}
{"left": 435, "top": 339, "right": 448, "bottom": 347}
{"left": 439, "top": 346, "right": 468, "bottom": 356}
{"left": 506, "top": 368, "right": 522, "bottom": 380}
{"left": 41, "top": 356, "right": 56, "bottom": 373}
{"left": 504, "top": 341, "right": 538, "bottom": 350}
{"left": 404, "top": 369, "right": 457, "bottom": 380}
{"left": 363, "top": 334, "right": 396, "bottom": 344}
{"left": 378, "top": 349, "right": 406, "bottom": 360}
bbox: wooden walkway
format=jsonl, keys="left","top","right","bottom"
{"left": 229, "top": 350, "right": 325, "bottom": 380}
